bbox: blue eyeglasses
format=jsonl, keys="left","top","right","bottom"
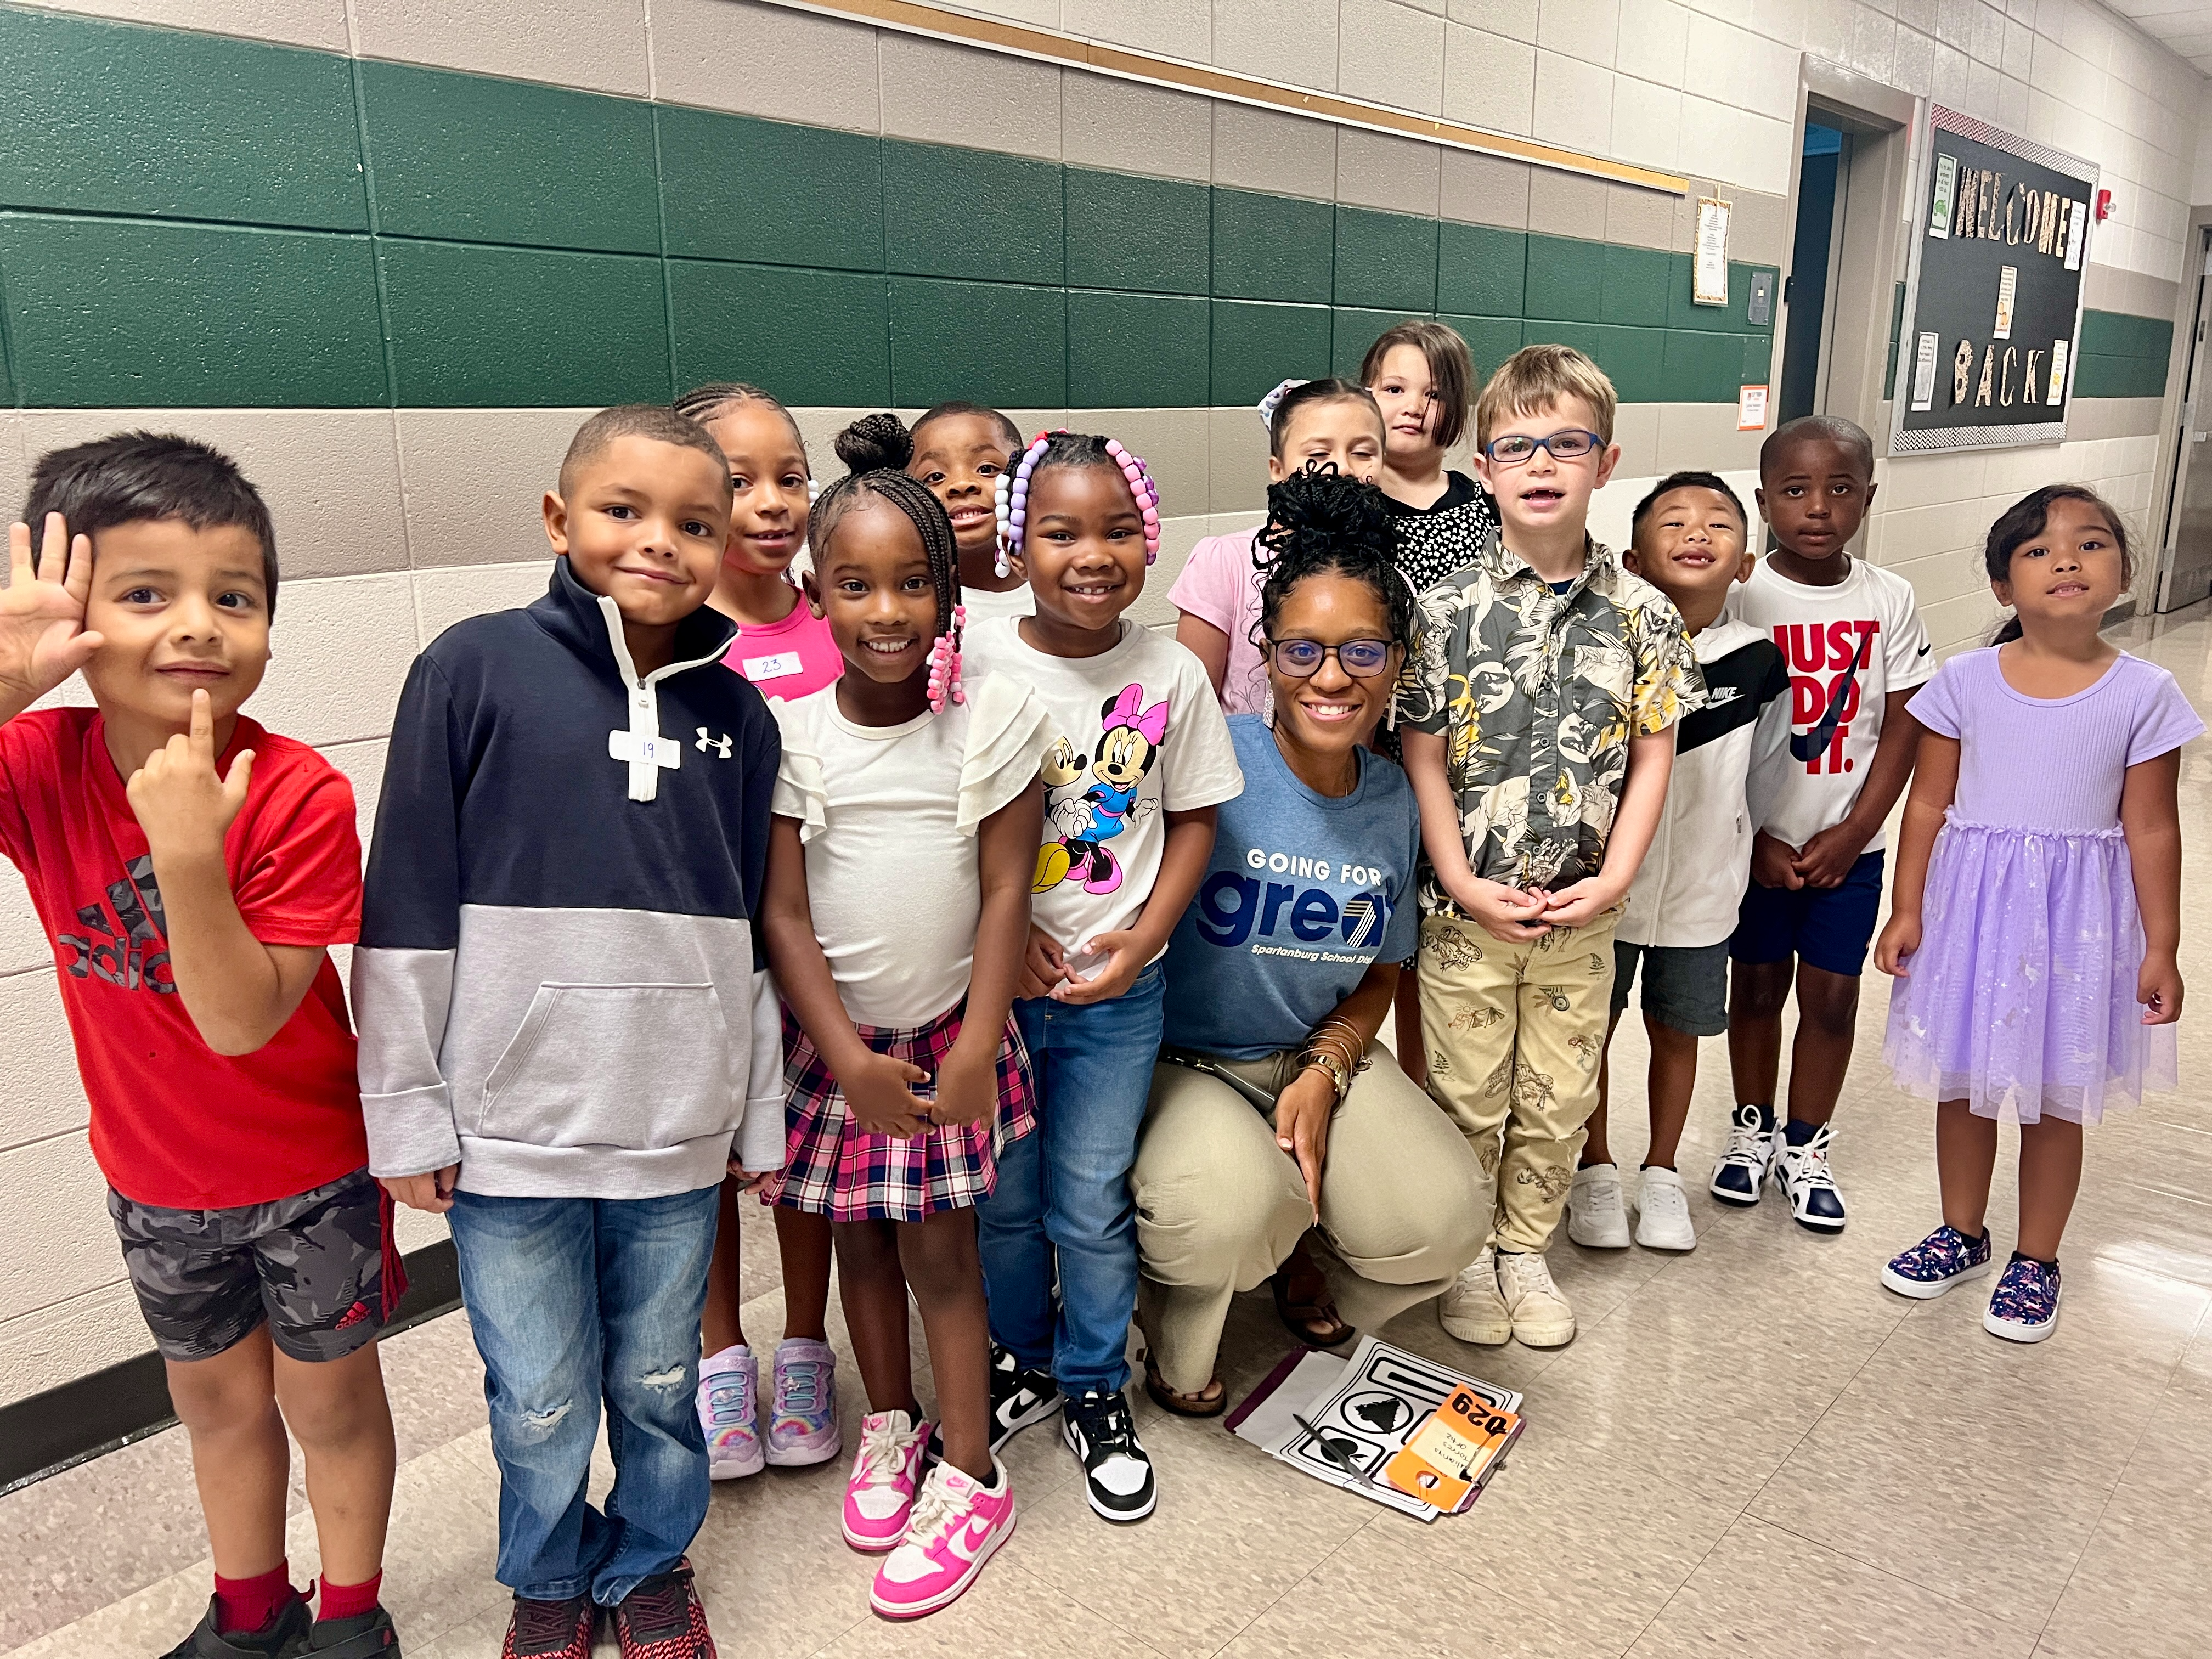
{"left": 1481, "top": 428, "right": 1604, "bottom": 466}
{"left": 1267, "top": 638, "right": 1395, "bottom": 678}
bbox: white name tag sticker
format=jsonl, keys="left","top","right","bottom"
{"left": 743, "top": 651, "right": 804, "bottom": 681}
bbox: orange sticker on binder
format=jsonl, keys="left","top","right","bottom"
{"left": 1381, "top": 1384, "right": 1520, "bottom": 1510}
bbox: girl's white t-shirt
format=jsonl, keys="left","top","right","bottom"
{"left": 771, "top": 672, "right": 1054, "bottom": 1029}
{"left": 959, "top": 583, "right": 1035, "bottom": 628}
{"left": 965, "top": 616, "right": 1245, "bottom": 978}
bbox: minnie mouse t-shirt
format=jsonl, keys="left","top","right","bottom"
{"left": 966, "top": 616, "right": 1243, "bottom": 979}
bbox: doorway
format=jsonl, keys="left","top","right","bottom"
{"left": 1779, "top": 123, "right": 1847, "bottom": 427}
{"left": 2158, "top": 227, "right": 2212, "bottom": 613}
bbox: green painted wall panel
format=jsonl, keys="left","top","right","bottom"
{"left": 358, "top": 62, "right": 657, "bottom": 254}
{"left": 1663, "top": 258, "right": 1777, "bottom": 332}
{"left": 377, "top": 239, "right": 670, "bottom": 405}
{"left": 1334, "top": 207, "right": 1437, "bottom": 313}
{"left": 0, "top": 214, "right": 385, "bottom": 405}
{"left": 1211, "top": 189, "right": 1333, "bottom": 304}
{"left": 1065, "top": 168, "right": 1209, "bottom": 296}
{"left": 657, "top": 108, "right": 883, "bottom": 272}
{"left": 1437, "top": 315, "right": 1524, "bottom": 379}
{"left": 2070, "top": 351, "right": 2165, "bottom": 399}
{"left": 2080, "top": 309, "right": 2171, "bottom": 362}
{"left": 882, "top": 142, "right": 1062, "bottom": 286}
{"left": 1437, "top": 223, "right": 1525, "bottom": 318}
{"left": 890, "top": 276, "right": 1065, "bottom": 407}
{"left": 1661, "top": 328, "right": 1745, "bottom": 403}
{"left": 1520, "top": 320, "right": 1665, "bottom": 405}
{"left": 669, "top": 261, "right": 889, "bottom": 405}
{"left": 1070, "top": 291, "right": 1208, "bottom": 406}
{"left": 1211, "top": 300, "right": 1331, "bottom": 404}
{"left": 1523, "top": 234, "right": 1601, "bottom": 323}
{"left": 1330, "top": 307, "right": 1413, "bottom": 379}
{"left": 0, "top": 7, "right": 365, "bottom": 232}
{"left": 1599, "top": 244, "right": 1669, "bottom": 328}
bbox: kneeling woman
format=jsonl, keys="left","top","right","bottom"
{"left": 1132, "top": 469, "right": 1487, "bottom": 1414}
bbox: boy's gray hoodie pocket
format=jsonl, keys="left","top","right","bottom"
{"left": 477, "top": 981, "right": 732, "bottom": 1150}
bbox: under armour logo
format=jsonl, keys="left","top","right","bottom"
{"left": 696, "top": 728, "right": 732, "bottom": 758}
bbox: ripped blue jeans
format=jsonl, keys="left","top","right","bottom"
{"left": 448, "top": 1186, "right": 718, "bottom": 1605}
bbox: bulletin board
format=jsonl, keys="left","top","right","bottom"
{"left": 1889, "top": 106, "right": 2098, "bottom": 454}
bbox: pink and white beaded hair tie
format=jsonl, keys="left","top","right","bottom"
{"left": 992, "top": 431, "right": 1055, "bottom": 579}
{"left": 1103, "top": 438, "right": 1163, "bottom": 565}
{"left": 926, "top": 602, "right": 967, "bottom": 713}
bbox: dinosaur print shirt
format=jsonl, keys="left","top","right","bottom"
{"left": 1404, "top": 530, "right": 1700, "bottom": 907}
{"left": 966, "top": 617, "right": 1243, "bottom": 981}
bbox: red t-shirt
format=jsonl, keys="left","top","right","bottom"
{"left": 0, "top": 709, "right": 368, "bottom": 1209}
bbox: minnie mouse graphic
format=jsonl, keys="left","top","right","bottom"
{"left": 1032, "top": 682, "right": 1167, "bottom": 895}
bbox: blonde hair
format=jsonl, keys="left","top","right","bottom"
{"left": 1474, "top": 344, "right": 1618, "bottom": 449}
{"left": 1358, "top": 320, "right": 1475, "bottom": 450}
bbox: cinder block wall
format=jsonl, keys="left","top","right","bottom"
{"left": 0, "top": 0, "right": 2199, "bottom": 1402}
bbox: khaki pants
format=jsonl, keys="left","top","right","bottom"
{"left": 1131, "top": 1047, "right": 1487, "bottom": 1395}
{"left": 1418, "top": 908, "right": 1620, "bottom": 1254}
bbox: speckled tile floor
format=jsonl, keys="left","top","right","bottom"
{"left": 6, "top": 604, "right": 2210, "bottom": 1659}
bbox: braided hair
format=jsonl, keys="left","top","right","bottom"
{"left": 819, "top": 416, "right": 967, "bottom": 710}
{"left": 1251, "top": 465, "right": 1413, "bottom": 651}
{"left": 672, "top": 381, "right": 807, "bottom": 452}
{"left": 994, "top": 430, "right": 1163, "bottom": 577}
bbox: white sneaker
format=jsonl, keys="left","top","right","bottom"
{"left": 1710, "top": 1103, "right": 1778, "bottom": 1206}
{"left": 1633, "top": 1166, "right": 1697, "bottom": 1251}
{"left": 1495, "top": 1250, "right": 1575, "bottom": 1347}
{"left": 1773, "top": 1122, "right": 1848, "bottom": 1233}
{"left": 1567, "top": 1163, "right": 1631, "bottom": 1249}
{"left": 1438, "top": 1246, "right": 1513, "bottom": 1345}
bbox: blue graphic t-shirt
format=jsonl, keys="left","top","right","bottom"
{"left": 1163, "top": 716, "right": 1420, "bottom": 1060}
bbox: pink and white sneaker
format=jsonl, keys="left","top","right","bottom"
{"left": 842, "top": 1410, "right": 930, "bottom": 1551}
{"left": 698, "top": 1344, "right": 763, "bottom": 1480}
{"left": 766, "top": 1337, "right": 842, "bottom": 1467}
{"left": 870, "top": 1457, "right": 1016, "bottom": 1620}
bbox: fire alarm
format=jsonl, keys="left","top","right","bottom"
{"left": 2096, "top": 189, "right": 2114, "bottom": 221}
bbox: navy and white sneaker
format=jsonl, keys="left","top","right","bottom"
{"left": 1881, "top": 1224, "right": 1994, "bottom": 1298}
{"left": 1772, "top": 1121, "right": 1847, "bottom": 1232}
{"left": 987, "top": 1343, "right": 1062, "bottom": 1452}
{"left": 1985, "top": 1254, "right": 2061, "bottom": 1342}
{"left": 1061, "top": 1387, "right": 1156, "bottom": 1523}
{"left": 1709, "top": 1103, "right": 1778, "bottom": 1207}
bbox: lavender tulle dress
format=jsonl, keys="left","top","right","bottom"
{"left": 1884, "top": 648, "right": 2203, "bottom": 1125}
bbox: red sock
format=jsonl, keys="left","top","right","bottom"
{"left": 318, "top": 1572, "right": 383, "bottom": 1623}
{"left": 214, "top": 1563, "right": 297, "bottom": 1635}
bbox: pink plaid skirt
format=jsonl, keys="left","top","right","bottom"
{"left": 768, "top": 999, "right": 1035, "bottom": 1221}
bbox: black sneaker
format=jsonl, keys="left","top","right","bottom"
{"left": 988, "top": 1342, "right": 1062, "bottom": 1451}
{"left": 306, "top": 1605, "right": 400, "bottom": 1656}
{"left": 1060, "top": 1387, "right": 1156, "bottom": 1523}
{"left": 610, "top": 1559, "right": 715, "bottom": 1659}
{"left": 163, "top": 1595, "right": 313, "bottom": 1659}
{"left": 500, "top": 1593, "right": 593, "bottom": 1659}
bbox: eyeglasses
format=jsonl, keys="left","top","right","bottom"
{"left": 1481, "top": 428, "right": 1604, "bottom": 466}
{"left": 1267, "top": 637, "right": 1395, "bottom": 678}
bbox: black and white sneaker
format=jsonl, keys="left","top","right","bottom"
{"left": 988, "top": 1342, "right": 1062, "bottom": 1452}
{"left": 1709, "top": 1102, "right": 1778, "bottom": 1207}
{"left": 1061, "top": 1387, "right": 1156, "bottom": 1522}
{"left": 1773, "top": 1121, "right": 1847, "bottom": 1232}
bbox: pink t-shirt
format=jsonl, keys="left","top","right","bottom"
{"left": 1169, "top": 529, "right": 1267, "bottom": 715}
{"left": 723, "top": 596, "right": 843, "bottom": 703}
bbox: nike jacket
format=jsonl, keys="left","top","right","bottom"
{"left": 354, "top": 557, "right": 786, "bottom": 1199}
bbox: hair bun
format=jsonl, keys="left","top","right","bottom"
{"left": 834, "top": 411, "right": 913, "bottom": 474}
{"left": 1258, "top": 465, "right": 1390, "bottom": 561}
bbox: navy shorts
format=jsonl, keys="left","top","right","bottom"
{"left": 1611, "top": 940, "right": 1730, "bottom": 1036}
{"left": 1729, "top": 849, "right": 1887, "bottom": 978}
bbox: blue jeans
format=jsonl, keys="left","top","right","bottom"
{"left": 978, "top": 960, "right": 1165, "bottom": 1393}
{"left": 448, "top": 1186, "right": 718, "bottom": 1605}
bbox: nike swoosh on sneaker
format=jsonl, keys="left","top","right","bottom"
{"left": 946, "top": 1516, "right": 995, "bottom": 1563}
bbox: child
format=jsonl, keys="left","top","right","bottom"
{"left": 1568, "top": 473, "right": 1790, "bottom": 1254}
{"left": 0, "top": 437, "right": 402, "bottom": 1659}
{"left": 1172, "top": 377, "right": 1387, "bottom": 715}
{"left": 361, "top": 405, "right": 783, "bottom": 1659}
{"left": 1875, "top": 487, "right": 2197, "bottom": 1341}
{"left": 966, "top": 431, "right": 1243, "bottom": 1521}
{"left": 671, "top": 382, "right": 844, "bottom": 1484}
{"left": 1721, "top": 415, "right": 1932, "bottom": 1233}
{"left": 902, "top": 402, "right": 1034, "bottom": 625}
{"left": 1361, "top": 319, "right": 1500, "bottom": 594}
{"left": 1402, "top": 345, "right": 1696, "bottom": 1348}
{"left": 758, "top": 434, "right": 1050, "bottom": 1618}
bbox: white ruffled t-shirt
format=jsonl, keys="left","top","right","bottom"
{"left": 770, "top": 672, "right": 1056, "bottom": 1029}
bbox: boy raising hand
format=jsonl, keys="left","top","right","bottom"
{"left": 0, "top": 438, "right": 402, "bottom": 1659}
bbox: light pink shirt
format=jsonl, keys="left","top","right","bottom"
{"left": 1169, "top": 529, "right": 1267, "bottom": 716}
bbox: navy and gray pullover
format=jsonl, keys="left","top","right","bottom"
{"left": 355, "top": 558, "right": 786, "bottom": 1199}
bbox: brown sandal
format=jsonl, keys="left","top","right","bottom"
{"left": 1142, "top": 1352, "right": 1227, "bottom": 1418}
{"left": 1272, "top": 1232, "right": 1355, "bottom": 1348}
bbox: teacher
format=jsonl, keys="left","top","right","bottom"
{"left": 1132, "top": 469, "right": 1487, "bottom": 1414}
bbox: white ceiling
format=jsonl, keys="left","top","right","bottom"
{"left": 2102, "top": 0, "right": 2212, "bottom": 76}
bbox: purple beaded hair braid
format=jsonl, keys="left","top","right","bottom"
{"left": 993, "top": 430, "right": 1164, "bottom": 574}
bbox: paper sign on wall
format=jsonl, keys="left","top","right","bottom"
{"left": 2062, "top": 202, "right": 2085, "bottom": 270}
{"left": 1694, "top": 198, "right": 1731, "bottom": 306}
{"left": 1737, "top": 384, "right": 1769, "bottom": 431}
{"left": 1909, "top": 332, "right": 1939, "bottom": 411}
{"left": 1993, "top": 265, "right": 2017, "bottom": 339}
{"left": 1928, "top": 155, "right": 1956, "bottom": 239}
{"left": 2046, "top": 339, "right": 2069, "bottom": 403}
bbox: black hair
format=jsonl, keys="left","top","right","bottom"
{"left": 1025, "top": 430, "right": 1120, "bottom": 485}
{"left": 1760, "top": 414, "right": 1874, "bottom": 479}
{"left": 1268, "top": 379, "right": 1385, "bottom": 458}
{"left": 24, "top": 431, "right": 280, "bottom": 618}
{"left": 912, "top": 402, "right": 1023, "bottom": 455}
{"left": 1358, "top": 320, "right": 1476, "bottom": 450}
{"left": 561, "top": 404, "right": 729, "bottom": 498}
{"left": 833, "top": 413, "right": 914, "bottom": 473}
{"left": 816, "top": 417, "right": 963, "bottom": 636}
{"left": 1630, "top": 470, "right": 1748, "bottom": 534}
{"left": 672, "top": 381, "right": 809, "bottom": 460}
{"left": 1982, "top": 484, "right": 2131, "bottom": 646}
{"left": 1250, "top": 466, "right": 1414, "bottom": 657}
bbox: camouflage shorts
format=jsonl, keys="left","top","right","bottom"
{"left": 108, "top": 1167, "right": 399, "bottom": 1363}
